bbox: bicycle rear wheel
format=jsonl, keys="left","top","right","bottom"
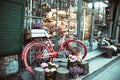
{"left": 63, "top": 39, "right": 87, "bottom": 60}
{"left": 22, "top": 41, "right": 51, "bottom": 74}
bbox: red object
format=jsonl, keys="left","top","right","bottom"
{"left": 22, "top": 26, "right": 87, "bottom": 74}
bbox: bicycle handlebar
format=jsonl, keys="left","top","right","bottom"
{"left": 50, "top": 25, "right": 65, "bottom": 31}
{"left": 49, "top": 26, "right": 65, "bottom": 36}
{"left": 49, "top": 27, "right": 61, "bottom": 31}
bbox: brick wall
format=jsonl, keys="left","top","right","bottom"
{"left": 0, "top": 55, "right": 18, "bottom": 76}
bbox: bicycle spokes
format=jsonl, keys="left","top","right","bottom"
{"left": 64, "top": 40, "right": 87, "bottom": 59}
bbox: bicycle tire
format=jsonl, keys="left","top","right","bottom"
{"left": 22, "top": 41, "right": 52, "bottom": 74}
{"left": 63, "top": 39, "right": 87, "bottom": 60}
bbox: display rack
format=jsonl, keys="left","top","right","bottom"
{"left": 25, "top": 0, "right": 76, "bottom": 32}
{"left": 24, "top": 0, "right": 92, "bottom": 44}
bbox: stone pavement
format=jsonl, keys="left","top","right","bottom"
{"left": 93, "top": 58, "right": 120, "bottom": 80}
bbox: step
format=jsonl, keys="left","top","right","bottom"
{"left": 81, "top": 54, "right": 120, "bottom": 80}
{"left": 84, "top": 50, "right": 104, "bottom": 61}
{"left": 69, "top": 49, "right": 104, "bottom": 80}
{"left": 92, "top": 58, "right": 120, "bottom": 80}
{"left": 69, "top": 50, "right": 120, "bottom": 80}
{"left": 20, "top": 49, "right": 120, "bottom": 80}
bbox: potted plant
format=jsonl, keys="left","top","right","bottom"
{"left": 67, "top": 55, "right": 83, "bottom": 79}
{"left": 67, "top": 54, "right": 82, "bottom": 68}
{"left": 41, "top": 62, "right": 59, "bottom": 80}
{"left": 69, "top": 66, "right": 83, "bottom": 79}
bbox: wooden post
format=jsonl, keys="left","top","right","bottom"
{"left": 80, "top": 61, "right": 89, "bottom": 75}
{"left": 55, "top": 67, "right": 69, "bottom": 80}
{"left": 34, "top": 67, "right": 45, "bottom": 80}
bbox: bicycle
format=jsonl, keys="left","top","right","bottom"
{"left": 22, "top": 26, "right": 87, "bottom": 74}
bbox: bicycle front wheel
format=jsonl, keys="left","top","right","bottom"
{"left": 22, "top": 41, "right": 51, "bottom": 74}
{"left": 63, "top": 39, "right": 87, "bottom": 60}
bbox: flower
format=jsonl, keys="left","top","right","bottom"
{"left": 44, "top": 68, "right": 50, "bottom": 73}
{"left": 68, "top": 54, "right": 82, "bottom": 67}
{"left": 32, "top": 23, "right": 43, "bottom": 29}
{"left": 41, "top": 62, "right": 59, "bottom": 79}
{"left": 69, "top": 66, "right": 83, "bottom": 74}
{"left": 41, "top": 62, "right": 48, "bottom": 68}
{"left": 67, "top": 54, "right": 83, "bottom": 76}
{"left": 64, "top": 50, "right": 70, "bottom": 56}
{"left": 70, "top": 55, "right": 78, "bottom": 62}
{"left": 50, "top": 68, "right": 57, "bottom": 72}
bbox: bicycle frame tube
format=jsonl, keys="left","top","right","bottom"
{"left": 46, "top": 38, "right": 58, "bottom": 62}
{"left": 59, "top": 35, "right": 66, "bottom": 51}
{"left": 46, "top": 38, "right": 55, "bottom": 52}
{"left": 37, "top": 52, "right": 58, "bottom": 59}
{"left": 59, "top": 27, "right": 74, "bottom": 51}
{"left": 46, "top": 27, "right": 66, "bottom": 51}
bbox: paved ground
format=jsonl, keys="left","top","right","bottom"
{"left": 0, "top": 50, "right": 119, "bottom": 80}
{"left": 93, "top": 58, "right": 120, "bottom": 80}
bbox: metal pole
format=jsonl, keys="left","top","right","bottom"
{"left": 112, "top": 4, "right": 120, "bottom": 38}
{"left": 77, "top": 0, "right": 82, "bottom": 40}
{"left": 82, "top": 8, "right": 86, "bottom": 41}
{"left": 116, "top": 26, "right": 119, "bottom": 43}
{"left": 90, "top": 0, "right": 95, "bottom": 50}
{"left": 30, "top": 0, "right": 32, "bottom": 29}
{"left": 108, "top": 0, "right": 114, "bottom": 37}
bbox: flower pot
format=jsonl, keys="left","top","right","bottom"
{"left": 47, "top": 78, "right": 53, "bottom": 80}
{"left": 72, "top": 74, "right": 79, "bottom": 79}
{"left": 103, "top": 48, "right": 113, "bottom": 58}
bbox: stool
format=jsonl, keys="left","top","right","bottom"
{"left": 55, "top": 67, "right": 69, "bottom": 80}
{"left": 34, "top": 67, "right": 45, "bottom": 80}
{"left": 79, "top": 61, "right": 89, "bottom": 75}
